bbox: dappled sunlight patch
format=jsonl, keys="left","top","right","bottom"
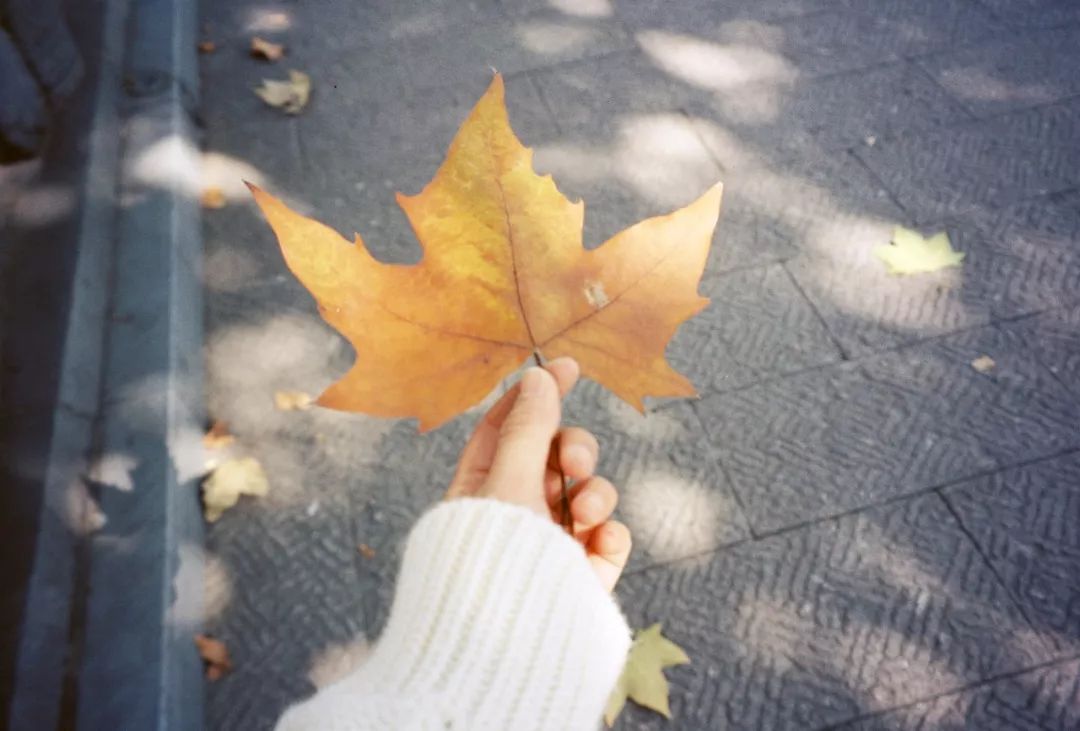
{"left": 621, "top": 470, "right": 727, "bottom": 563}
{"left": 243, "top": 7, "right": 292, "bottom": 33}
{"left": 131, "top": 138, "right": 269, "bottom": 202}
{"left": 937, "top": 66, "right": 1053, "bottom": 105}
{"left": 130, "top": 134, "right": 202, "bottom": 195}
{"left": 201, "top": 151, "right": 268, "bottom": 201}
{"left": 734, "top": 593, "right": 969, "bottom": 717}
{"left": 667, "top": 115, "right": 771, "bottom": 172}
{"left": 515, "top": 21, "right": 601, "bottom": 57}
{"left": 64, "top": 476, "right": 107, "bottom": 535}
{"left": 533, "top": 142, "right": 607, "bottom": 184}
{"left": 547, "top": 0, "right": 612, "bottom": 18}
{"left": 203, "top": 247, "right": 268, "bottom": 293}
{"left": 613, "top": 114, "right": 722, "bottom": 208}
{"left": 205, "top": 313, "right": 394, "bottom": 477}
{"left": 202, "top": 550, "right": 233, "bottom": 623}
{"left": 10, "top": 184, "right": 76, "bottom": 228}
{"left": 637, "top": 30, "right": 797, "bottom": 93}
{"left": 171, "top": 542, "right": 209, "bottom": 627}
{"left": 86, "top": 453, "right": 137, "bottom": 492}
{"left": 308, "top": 636, "right": 372, "bottom": 688}
{"left": 599, "top": 389, "right": 682, "bottom": 439}
{"left": 175, "top": 422, "right": 215, "bottom": 484}
{"left": 534, "top": 113, "right": 718, "bottom": 212}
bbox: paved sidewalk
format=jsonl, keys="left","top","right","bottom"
{"left": 197, "top": 1, "right": 1080, "bottom": 728}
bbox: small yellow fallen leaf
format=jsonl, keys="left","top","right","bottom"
{"left": 874, "top": 226, "right": 964, "bottom": 276}
{"left": 200, "top": 187, "right": 227, "bottom": 209}
{"left": 357, "top": 543, "right": 376, "bottom": 559}
{"left": 198, "top": 40, "right": 216, "bottom": 54}
{"left": 274, "top": 390, "right": 313, "bottom": 411}
{"left": 194, "top": 634, "right": 232, "bottom": 680}
{"left": 202, "top": 420, "right": 235, "bottom": 450}
{"left": 202, "top": 457, "right": 269, "bottom": 522}
{"left": 971, "top": 355, "right": 995, "bottom": 373}
{"left": 250, "top": 36, "right": 285, "bottom": 61}
{"left": 255, "top": 70, "right": 311, "bottom": 114}
{"left": 605, "top": 623, "right": 689, "bottom": 726}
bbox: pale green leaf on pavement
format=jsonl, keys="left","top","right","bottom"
{"left": 874, "top": 226, "right": 965, "bottom": 276}
{"left": 604, "top": 623, "right": 690, "bottom": 726}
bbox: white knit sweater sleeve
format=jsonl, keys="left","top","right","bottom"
{"left": 274, "top": 498, "right": 632, "bottom": 731}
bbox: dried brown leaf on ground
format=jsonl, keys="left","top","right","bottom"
{"left": 604, "top": 623, "right": 690, "bottom": 726}
{"left": 274, "top": 390, "right": 313, "bottom": 411}
{"left": 202, "top": 457, "right": 269, "bottom": 522}
{"left": 200, "top": 187, "right": 226, "bottom": 209}
{"left": 357, "top": 543, "right": 376, "bottom": 559}
{"left": 249, "top": 74, "right": 722, "bottom": 430}
{"left": 194, "top": 634, "right": 232, "bottom": 680}
{"left": 255, "top": 70, "right": 310, "bottom": 114}
{"left": 250, "top": 36, "right": 285, "bottom": 61}
{"left": 202, "top": 420, "right": 235, "bottom": 451}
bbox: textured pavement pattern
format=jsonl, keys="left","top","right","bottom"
{"left": 196, "top": 1, "right": 1080, "bottom": 728}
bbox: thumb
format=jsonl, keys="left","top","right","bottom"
{"left": 486, "top": 367, "right": 561, "bottom": 492}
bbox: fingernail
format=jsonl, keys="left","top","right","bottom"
{"left": 582, "top": 492, "right": 603, "bottom": 518}
{"left": 520, "top": 367, "right": 545, "bottom": 396}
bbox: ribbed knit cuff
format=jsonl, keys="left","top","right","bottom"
{"left": 277, "top": 498, "right": 631, "bottom": 730}
{"left": 370, "top": 498, "right": 631, "bottom": 728}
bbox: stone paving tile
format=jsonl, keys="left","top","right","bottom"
{"left": 206, "top": 498, "right": 370, "bottom": 731}
{"left": 837, "top": 658, "right": 1080, "bottom": 730}
{"left": 857, "top": 98, "right": 1080, "bottom": 224}
{"left": 695, "top": 323, "right": 1080, "bottom": 533}
{"left": 942, "top": 451, "right": 1080, "bottom": 657}
{"left": 1015, "top": 303, "right": 1080, "bottom": 396}
{"left": 917, "top": 25, "right": 1080, "bottom": 118}
{"left": 613, "top": 495, "right": 1051, "bottom": 730}
{"left": 669, "top": 263, "right": 842, "bottom": 394}
{"left": 754, "top": 0, "right": 1005, "bottom": 78}
{"left": 786, "top": 191, "right": 1080, "bottom": 356}
{"left": 976, "top": 0, "right": 1080, "bottom": 30}
{"left": 400, "top": 10, "right": 634, "bottom": 92}
{"left": 680, "top": 60, "right": 972, "bottom": 164}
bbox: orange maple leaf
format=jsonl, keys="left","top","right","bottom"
{"left": 250, "top": 74, "right": 722, "bottom": 431}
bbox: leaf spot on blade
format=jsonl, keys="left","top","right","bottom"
{"left": 585, "top": 280, "right": 609, "bottom": 309}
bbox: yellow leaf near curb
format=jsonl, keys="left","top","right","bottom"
{"left": 604, "top": 623, "right": 690, "bottom": 726}
{"left": 274, "top": 390, "right": 313, "bottom": 411}
{"left": 203, "top": 457, "right": 269, "bottom": 522}
{"left": 202, "top": 420, "right": 235, "bottom": 450}
{"left": 194, "top": 634, "right": 232, "bottom": 680}
{"left": 250, "top": 36, "right": 285, "bottom": 61}
{"left": 256, "top": 70, "right": 310, "bottom": 114}
{"left": 874, "top": 226, "right": 964, "bottom": 276}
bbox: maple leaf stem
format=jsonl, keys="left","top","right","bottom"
{"left": 534, "top": 350, "right": 574, "bottom": 535}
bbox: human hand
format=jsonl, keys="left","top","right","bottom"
{"left": 446, "top": 357, "right": 632, "bottom": 592}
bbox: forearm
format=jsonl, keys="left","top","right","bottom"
{"left": 276, "top": 498, "right": 632, "bottom": 731}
